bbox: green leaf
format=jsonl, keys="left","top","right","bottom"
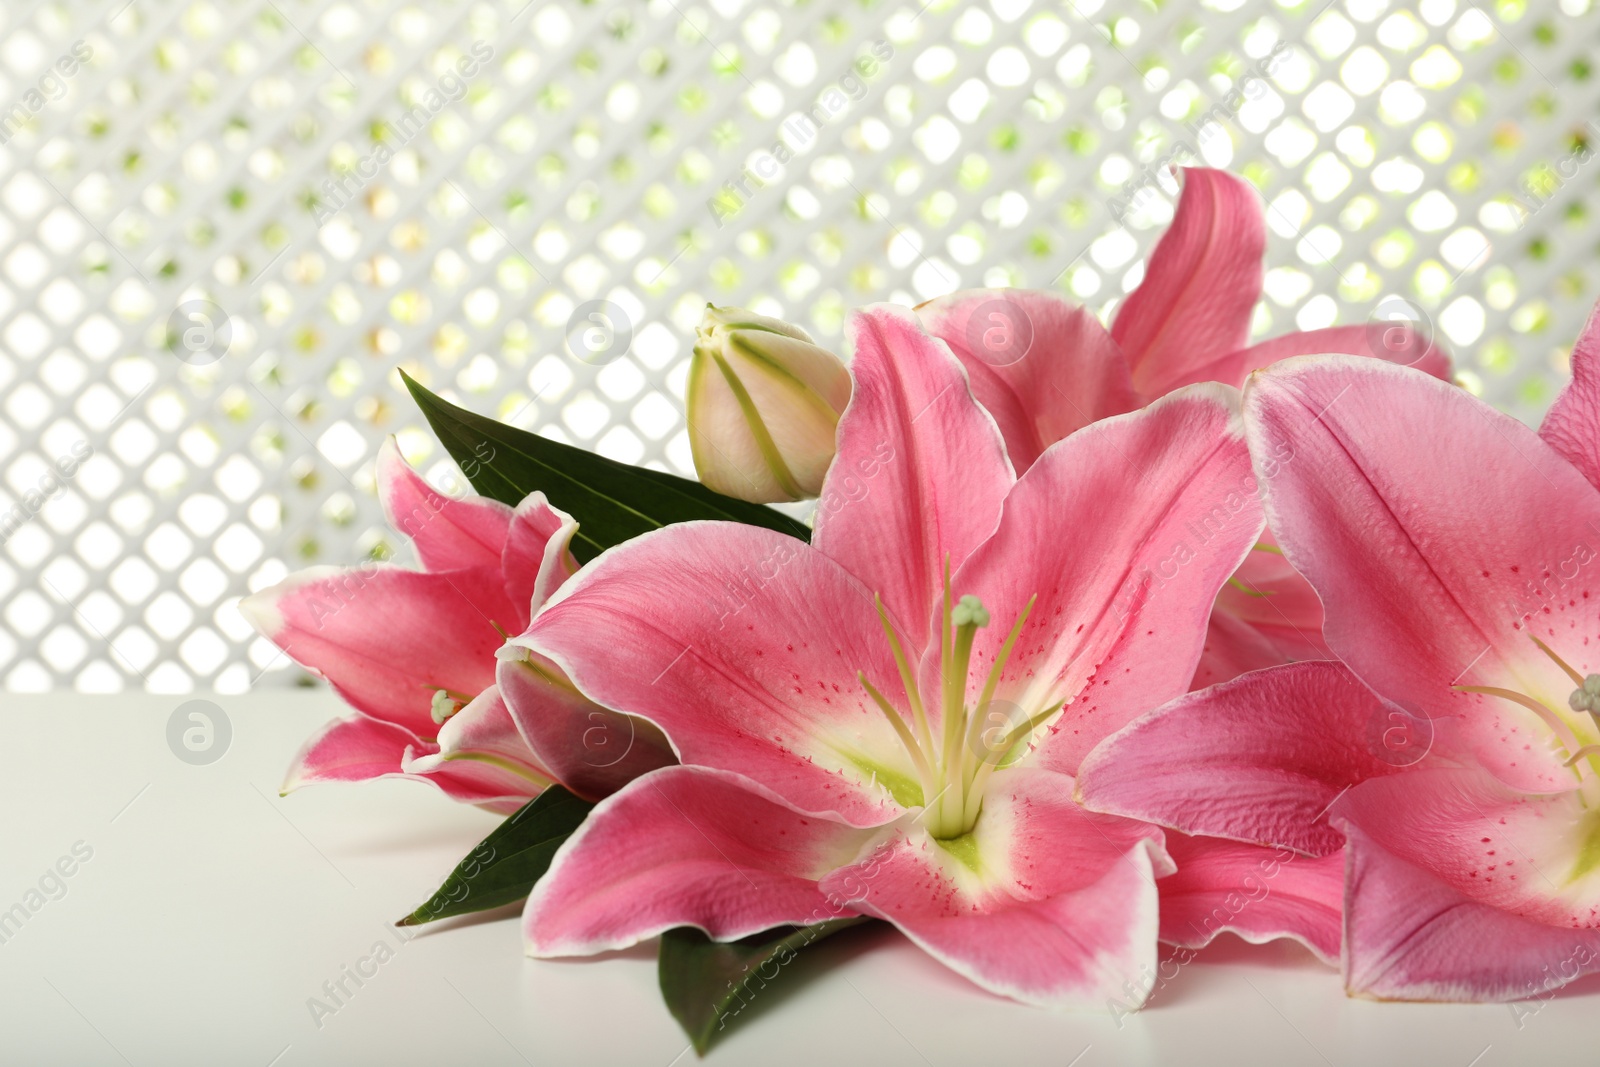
{"left": 396, "top": 785, "right": 594, "bottom": 926}
{"left": 659, "top": 918, "right": 871, "bottom": 1054}
{"left": 400, "top": 371, "right": 810, "bottom": 562}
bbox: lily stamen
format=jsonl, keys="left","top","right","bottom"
{"left": 856, "top": 569, "right": 1056, "bottom": 840}
{"left": 1564, "top": 744, "right": 1600, "bottom": 768}
{"left": 1455, "top": 635, "right": 1600, "bottom": 781}
{"left": 965, "top": 697, "right": 1068, "bottom": 815}
{"left": 859, "top": 671, "right": 935, "bottom": 798}
{"left": 1455, "top": 685, "right": 1586, "bottom": 757}
{"left": 961, "top": 595, "right": 1038, "bottom": 790}
{"left": 429, "top": 688, "right": 471, "bottom": 725}
{"left": 1532, "top": 634, "right": 1585, "bottom": 688}
{"left": 874, "top": 593, "right": 934, "bottom": 757}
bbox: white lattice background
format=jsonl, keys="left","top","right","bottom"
{"left": 0, "top": 0, "right": 1596, "bottom": 693}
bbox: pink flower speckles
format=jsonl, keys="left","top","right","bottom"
{"left": 513, "top": 304, "right": 1265, "bottom": 1007}
{"left": 1082, "top": 303, "right": 1600, "bottom": 1000}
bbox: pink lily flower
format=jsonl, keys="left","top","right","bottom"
{"left": 510, "top": 305, "right": 1264, "bottom": 1006}
{"left": 240, "top": 439, "right": 673, "bottom": 813}
{"left": 1080, "top": 303, "right": 1600, "bottom": 1000}
{"left": 916, "top": 168, "right": 1450, "bottom": 687}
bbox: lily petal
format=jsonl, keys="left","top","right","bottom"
{"left": 817, "top": 768, "right": 1169, "bottom": 1009}
{"left": 524, "top": 766, "right": 873, "bottom": 956}
{"left": 1211, "top": 534, "right": 1333, "bottom": 665}
{"left": 1078, "top": 661, "right": 1401, "bottom": 857}
{"left": 1112, "top": 169, "right": 1264, "bottom": 399}
{"left": 915, "top": 289, "right": 1140, "bottom": 471}
{"left": 500, "top": 492, "right": 580, "bottom": 630}
{"left": 402, "top": 685, "right": 555, "bottom": 802}
{"left": 1336, "top": 765, "right": 1600, "bottom": 929}
{"left": 1157, "top": 832, "right": 1343, "bottom": 964}
{"left": 496, "top": 653, "right": 676, "bottom": 802}
{"left": 375, "top": 437, "right": 512, "bottom": 573}
{"left": 951, "top": 384, "right": 1262, "bottom": 772}
{"left": 1539, "top": 298, "right": 1600, "bottom": 492}
{"left": 812, "top": 304, "right": 1013, "bottom": 656}
{"left": 282, "top": 714, "right": 419, "bottom": 793}
{"left": 1342, "top": 819, "right": 1600, "bottom": 1001}
{"left": 1165, "top": 324, "right": 1452, "bottom": 393}
{"left": 283, "top": 712, "right": 528, "bottom": 813}
{"left": 1191, "top": 610, "right": 1290, "bottom": 690}
{"left": 239, "top": 563, "right": 514, "bottom": 738}
{"left": 518, "top": 522, "right": 919, "bottom": 826}
{"left": 1245, "top": 356, "right": 1600, "bottom": 793}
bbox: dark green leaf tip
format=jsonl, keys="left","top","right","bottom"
{"left": 398, "top": 785, "right": 595, "bottom": 927}
{"left": 658, "top": 917, "right": 871, "bottom": 1054}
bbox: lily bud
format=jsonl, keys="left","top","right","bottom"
{"left": 687, "top": 305, "right": 851, "bottom": 503}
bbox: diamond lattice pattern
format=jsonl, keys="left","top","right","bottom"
{"left": 0, "top": 0, "right": 1596, "bottom": 692}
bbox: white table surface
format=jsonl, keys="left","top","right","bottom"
{"left": 1, "top": 691, "right": 1593, "bottom": 1066}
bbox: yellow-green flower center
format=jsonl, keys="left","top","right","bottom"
{"left": 859, "top": 560, "right": 1062, "bottom": 839}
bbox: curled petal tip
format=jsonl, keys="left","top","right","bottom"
{"left": 236, "top": 589, "right": 280, "bottom": 638}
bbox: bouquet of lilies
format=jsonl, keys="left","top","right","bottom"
{"left": 243, "top": 168, "right": 1600, "bottom": 1051}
